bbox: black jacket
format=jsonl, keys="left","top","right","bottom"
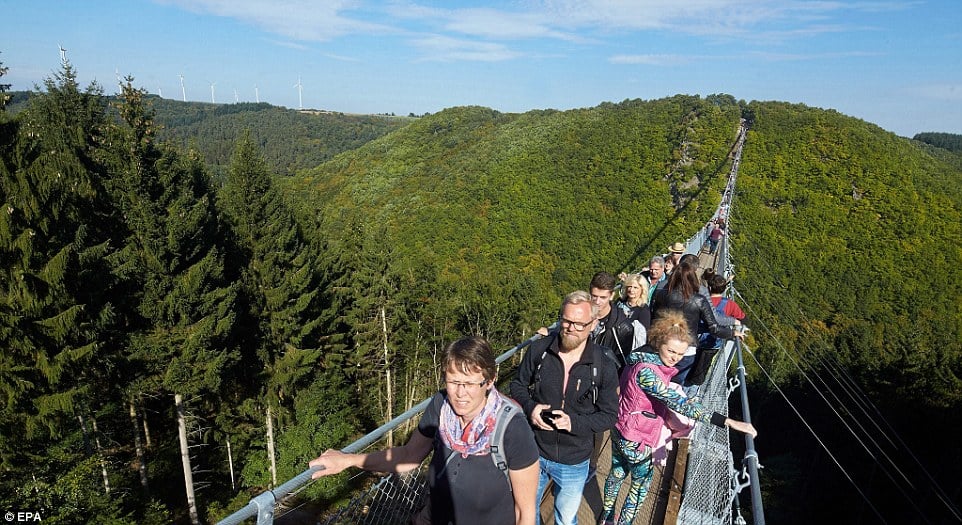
{"left": 651, "top": 288, "right": 735, "bottom": 343}
{"left": 508, "top": 335, "right": 619, "bottom": 465}
{"left": 591, "top": 303, "right": 636, "bottom": 366}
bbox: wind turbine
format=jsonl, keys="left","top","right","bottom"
{"left": 294, "top": 76, "right": 303, "bottom": 110}
{"left": 58, "top": 44, "right": 67, "bottom": 64}
{"left": 115, "top": 68, "right": 123, "bottom": 94}
{"left": 255, "top": 84, "right": 259, "bottom": 103}
{"left": 158, "top": 87, "right": 163, "bottom": 98}
{"left": 209, "top": 81, "right": 216, "bottom": 104}
{"left": 180, "top": 74, "right": 186, "bottom": 101}
{"left": 234, "top": 89, "right": 238, "bottom": 103}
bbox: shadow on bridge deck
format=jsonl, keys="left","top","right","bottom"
{"left": 538, "top": 431, "right": 690, "bottom": 525}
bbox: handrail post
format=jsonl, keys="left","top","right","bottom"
{"left": 734, "top": 340, "right": 765, "bottom": 524}
{"left": 252, "top": 490, "right": 276, "bottom": 525}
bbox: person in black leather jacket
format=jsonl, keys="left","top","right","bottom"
{"left": 651, "top": 261, "right": 744, "bottom": 384}
{"left": 588, "top": 271, "right": 642, "bottom": 369}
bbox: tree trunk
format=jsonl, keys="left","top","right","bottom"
{"left": 404, "top": 325, "right": 422, "bottom": 434}
{"left": 226, "top": 437, "right": 236, "bottom": 492}
{"left": 382, "top": 306, "right": 394, "bottom": 447}
{"left": 91, "top": 417, "right": 111, "bottom": 495}
{"left": 266, "top": 405, "right": 277, "bottom": 488}
{"left": 142, "top": 395, "right": 152, "bottom": 448}
{"left": 176, "top": 394, "right": 200, "bottom": 525}
{"left": 129, "top": 400, "right": 149, "bottom": 494}
{"left": 78, "top": 414, "right": 92, "bottom": 455}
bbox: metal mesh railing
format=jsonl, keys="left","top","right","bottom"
{"left": 316, "top": 466, "right": 429, "bottom": 525}
{"left": 676, "top": 341, "right": 737, "bottom": 524}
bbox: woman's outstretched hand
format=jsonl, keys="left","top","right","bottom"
{"left": 726, "top": 419, "right": 758, "bottom": 438}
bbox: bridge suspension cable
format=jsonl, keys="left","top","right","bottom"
{"left": 729, "top": 216, "right": 962, "bottom": 524}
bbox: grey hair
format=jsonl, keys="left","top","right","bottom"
{"left": 649, "top": 255, "right": 665, "bottom": 266}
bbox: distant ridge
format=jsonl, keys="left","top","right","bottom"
{"left": 4, "top": 90, "right": 410, "bottom": 177}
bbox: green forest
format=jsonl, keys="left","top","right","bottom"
{"left": 2, "top": 60, "right": 961, "bottom": 524}
{"left": 3, "top": 90, "right": 410, "bottom": 180}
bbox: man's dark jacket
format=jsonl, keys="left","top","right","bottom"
{"left": 591, "top": 303, "right": 636, "bottom": 366}
{"left": 508, "top": 335, "right": 618, "bottom": 465}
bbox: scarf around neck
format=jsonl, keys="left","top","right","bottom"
{"left": 438, "top": 385, "right": 506, "bottom": 457}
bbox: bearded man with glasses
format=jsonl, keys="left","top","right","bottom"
{"left": 510, "top": 291, "right": 619, "bottom": 525}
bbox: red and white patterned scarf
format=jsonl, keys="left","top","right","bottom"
{"left": 438, "top": 386, "right": 507, "bottom": 457}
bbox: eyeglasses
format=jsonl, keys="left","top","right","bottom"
{"left": 560, "top": 318, "right": 592, "bottom": 331}
{"left": 444, "top": 380, "right": 488, "bottom": 390}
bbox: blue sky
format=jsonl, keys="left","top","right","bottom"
{"left": 3, "top": 0, "right": 960, "bottom": 137}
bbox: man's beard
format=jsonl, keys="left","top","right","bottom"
{"left": 560, "top": 331, "right": 586, "bottom": 352}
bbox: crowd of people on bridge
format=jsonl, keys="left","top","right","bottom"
{"left": 309, "top": 239, "right": 757, "bottom": 525}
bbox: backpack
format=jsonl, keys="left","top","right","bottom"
{"left": 697, "top": 298, "right": 735, "bottom": 350}
{"left": 438, "top": 398, "right": 523, "bottom": 491}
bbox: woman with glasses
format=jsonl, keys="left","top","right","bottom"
{"left": 310, "top": 336, "right": 540, "bottom": 524}
{"left": 600, "top": 311, "right": 757, "bottom": 525}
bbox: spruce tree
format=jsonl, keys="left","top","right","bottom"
{"left": 0, "top": 61, "right": 122, "bottom": 442}
{"left": 0, "top": 61, "right": 134, "bottom": 521}
{"left": 104, "top": 80, "right": 240, "bottom": 401}
{"left": 219, "top": 133, "right": 325, "bottom": 420}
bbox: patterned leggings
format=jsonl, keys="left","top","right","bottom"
{"left": 600, "top": 430, "right": 654, "bottom": 525}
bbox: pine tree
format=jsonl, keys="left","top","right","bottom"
{"left": 218, "top": 133, "right": 325, "bottom": 421}
{"left": 0, "top": 62, "right": 136, "bottom": 522}
{"left": 104, "top": 80, "right": 240, "bottom": 401}
{"left": 0, "top": 61, "right": 123, "bottom": 444}
{"left": 323, "top": 221, "right": 410, "bottom": 425}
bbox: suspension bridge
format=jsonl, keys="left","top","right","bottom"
{"left": 217, "top": 118, "right": 961, "bottom": 525}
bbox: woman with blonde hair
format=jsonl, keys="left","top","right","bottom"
{"left": 616, "top": 273, "right": 652, "bottom": 348}
{"left": 599, "top": 310, "right": 757, "bottom": 525}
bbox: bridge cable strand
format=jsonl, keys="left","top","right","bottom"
{"left": 731, "top": 285, "right": 929, "bottom": 519}
{"left": 735, "top": 284, "right": 961, "bottom": 522}
{"left": 729, "top": 203, "right": 961, "bottom": 522}
{"left": 729, "top": 239, "right": 953, "bottom": 523}
{"left": 738, "top": 342, "right": 890, "bottom": 525}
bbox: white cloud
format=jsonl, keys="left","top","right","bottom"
{"left": 608, "top": 54, "right": 701, "bottom": 66}
{"left": 410, "top": 35, "right": 521, "bottom": 62}
{"left": 153, "top": 0, "right": 392, "bottom": 41}
{"left": 154, "top": 0, "right": 918, "bottom": 64}
{"left": 909, "top": 83, "right": 962, "bottom": 102}
{"left": 747, "top": 50, "right": 881, "bottom": 61}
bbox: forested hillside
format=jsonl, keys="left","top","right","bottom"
{"left": 914, "top": 131, "right": 962, "bottom": 153}
{"left": 2, "top": 59, "right": 960, "bottom": 524}
{"left": 150, "top": 98, "right": 410, "bottom": 177}
{"left": 4, "top": 90, "right": 408, "bottom": 178}
{"left": 734, "top": 102, "right": 962, "bottom": 523}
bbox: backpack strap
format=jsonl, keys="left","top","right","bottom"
{"left": 716, "top": 297, "right": 729, "bottom": 314}
{"left": 436, "top": 399, "right": 522, "bottom": 492}
{"left": 489, "top": 400, "right": 522, "bottom": 491}
{"left": 530, "top": 349, "right": 548, "bottom": 388}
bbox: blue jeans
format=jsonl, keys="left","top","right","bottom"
{"left": 537, "top": 456, "right": 591, "bottom": 525}
{"left": 670, "top": 354, "right": 696, "bottom": 385}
